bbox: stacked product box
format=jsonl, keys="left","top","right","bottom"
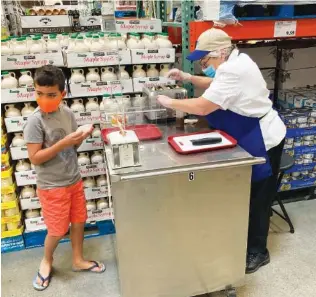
{"left": 279, "top": 107, "right": 316, "bottom": 191}
{"left": 1, "top": 118, "right": 24, "bottom": 253}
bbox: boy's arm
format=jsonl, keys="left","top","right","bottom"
{"left": 24, "top": 114, "right": 84, "bottom": 166}
{"left": 27, "top": 132, "right": 84, "bottom": 165}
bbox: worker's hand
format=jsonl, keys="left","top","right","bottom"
{"left": 157, "top": 95, "right": 173, "bottom": 108}
{"left": 166, "top": 68, "right": 192, "bottom": 82}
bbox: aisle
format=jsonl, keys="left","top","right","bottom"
{"left": 2, "top": 200, "right": 316, "bottom": 297}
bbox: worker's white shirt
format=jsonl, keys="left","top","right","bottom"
{"left": 202, "top": 49, "right": 286, "bottom": 151}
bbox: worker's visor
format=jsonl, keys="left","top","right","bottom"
{"left": 187, "top": 49, "right": 220, "bottom": 61}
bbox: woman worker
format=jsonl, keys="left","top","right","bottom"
{"left": 157, "top": 28, "right": 286, "bottom": 274}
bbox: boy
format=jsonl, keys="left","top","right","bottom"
{"left": 24, "top": 65, "right": 105, "bottom": 291}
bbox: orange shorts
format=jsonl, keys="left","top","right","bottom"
{"left": 37, "top": 180, "right": 87, "bottom": 236}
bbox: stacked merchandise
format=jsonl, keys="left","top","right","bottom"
{"left": 1, "top": 1, "right": 175, "bottom": 249}
{"left": 1, "top": 117, "right": 25, "bottom": 253}
{"left": 278, "top": 86, "right": 316, "bottom": 191}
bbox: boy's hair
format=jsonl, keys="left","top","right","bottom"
{"left": 34, "top": 65, "right": 65, "bottom": 92}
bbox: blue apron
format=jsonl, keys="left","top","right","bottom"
{"left": 206, "top": 109, "right": 272, "bottom": 182}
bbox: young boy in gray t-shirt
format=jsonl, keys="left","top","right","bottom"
{"left": 23, "top": 65, "right": 105, "bottom": 291}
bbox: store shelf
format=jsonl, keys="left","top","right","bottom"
{"left": 162, "top": 22, "right": 182, "bottom": 28}
{"left": 23, "top": 220, "right": 115, "bottom": 249}
{"left": 189, "top": 19, "right": 316, "bottom": 50}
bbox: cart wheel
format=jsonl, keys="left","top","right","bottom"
{"left": 225, "top": 287, "right": 237, "bottom": 297}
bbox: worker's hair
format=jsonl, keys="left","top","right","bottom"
{"left": 220, "top": 44, "right": 237, "bottom": 61}
{"left": 34, "top": 65, "right": 65, "bottom": 92}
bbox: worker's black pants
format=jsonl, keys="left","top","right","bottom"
{"left": 247, "top": 139, "right": 285, "bottom": 254}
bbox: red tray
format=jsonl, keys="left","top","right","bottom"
{"left": 168, "top": 130, "right": 237, "bottom": 155}
{"left": 102, "top": 124, "right": 163, "bottom": 143}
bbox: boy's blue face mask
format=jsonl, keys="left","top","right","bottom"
{"left": 202, "top": 65, "right": 216, "bottom": 78}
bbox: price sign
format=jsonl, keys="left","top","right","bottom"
{"left": 274, "top": 21, "right": 297, "bottom": 38}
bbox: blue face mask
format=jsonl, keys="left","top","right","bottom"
{"left": 202, "top": 65, "right": 216, "bottom": 78}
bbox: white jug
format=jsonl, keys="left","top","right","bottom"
{"left": 97, "top": 33, "right": 106, "bottom": 49}
{"left": 1, "top": 71, "right": 18, "bottom": 89}
{"left": 101, "top": 67, "right": 117, "bottom": 82}
{"left": 147, "top": 64, "right": 159, "bottom": 78}
{"left": 97, "top": 198, "right": 109, "bottom": 210}
{"left": 132, "top": 65, "right": 146, "bottom": 78}
{"left": 118, "top": 66, "right": 130, "bottom": 79}
{"left": 155, "top": 33, "right": 173, "bottom": 48}
{"left": 16, "top": 160, "right": 31, "bottom": 172}
{"left": 19, "top": 70, "right": 34, "bottom": 87}
{"left": 84, "top": 33, "right": 92, "bottom": 49}
{"left": 21, "top": 102, "right": 35, "bottom": 116}
{"left": 60, "top": 33, "right": 69, "bottom": 47}
{"left": 29, "top": 36, "right": 46, "bottom": 54}
{"left": 133, "top": 94, "right": 146, "bottom": 107}
{"left": 70, "top": 99, "right": 85, "bottom": 113}
{"left": 127, "top": 33, "right": 145, "bottom": 49}
{"left": 90, "top": 36, "right": 103, "bottom": 52}
{"left": 91, "top": 151, "right": 104, "bottom": 164}
{"left": 4, "top": 104, "right": 21, "bottom": 117}
{"left": 121, "top": 95, "right": 132, "bottom": 109}
{"left": 100, "top": 94, "right": 117, "bottom": 113}
{"left": 1, "top": 39, "right": 12, "bottom": 55}
{"left": 142, "top": 33, "right": 158, "bottom": 49}
{"left": 70, "top": 69, "right": 85, "bottom": 83}
{"left": 67, "top": 35, "right": 77, "bottom": 52}
{"left": 108, "top": 33, "right": 126, "bottom": 50}
{"left": 78, "top": 152, "right": 91, "bottom": 166}
{"left": 74, "top": 36, "right": 90, "bottom": 53}
{"left": 12, "top": 133, "right": 26, "bottom": 147}
{"left": 25, "top": 209, "right": 40, "bottom": 219}
{"left": 92, "top": 124, "right": 101, "bottom": 138}
{"left": 86, "top": 200, "right": 97, "bottom": 211}
{"left": 47, "top": 35, "right": 60, "bottom": 52}
{"left": 96, "top": 175, "right": 107, "bottom": 187}
{"left": 21, "top": 185, "right": 36, "bottom": 199}
{"left": 14, "top": 37, "right": 29, "bottom": 54}
{"left": 86, "top": 68, "right": 100, "bottom": 82}
{"left": 83, "top": 177, "right": 96, "bottom": 188}
{"left": 85, "top": 98, "right": 100, "bottom": 112}
{"left": 160, "top": 64, "right": 171, "bottom": 77}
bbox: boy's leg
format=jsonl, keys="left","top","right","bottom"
{"left": 37, "top": 235, "right": 63, "bottom": 286}
{"left": 35, "top": 186, "right": 71, "bottom": 287}
{"left": 70, "top": 180, "right": 105, "bottom": 272}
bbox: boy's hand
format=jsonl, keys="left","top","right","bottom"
{"left": 61, "top": 131, "right": 84, "bottom": 148}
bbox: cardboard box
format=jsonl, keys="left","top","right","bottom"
{"left": 115, "top": 19, "right": 162, "bottom": 33}
{"left": 66, "top": 49, "right": 132, "bottom": 67}
{"left": 20, "top": 196, "right": 41, "bottom": 210}
{"left": 1, "top": 226, "right": 24, "bottom": 239}
{"left": 1, "top": 212, "right": 22, "bottom": 224}
{"left": 131, "top": 48, "right": 175, "bottom": 64}
{"left": 86, "top": 208, "right": 114, "bottom": 223}
{"left": 84, "top": 186, "right": 108, "bottom": 200}
{"left": 133, "top": 77, "right": 175, "bottom": 92}
{"left": 1, "top": 199, "right": 19, "bottom": 210}
{"left": 1, "top": 235, "right": 25, "bottom": 252}
{"left": 15, "top": 170, "right": 37, "bottom": 186}
{"left": 69, "top": 81, "right": 123, "bottom": 97}
{"left": 74, "top": 111, "right": 101, "bottom": 126}
{"left": 1, "top": 52, "right": 64, "bottom": 70}
{"left": 79, "top": 16, "right": 102, "bottom": 31}
{"left": 21, "top": 16, "right": 71, "bottom": 34}
{"left": 10, "top": 145, "right": 28, "bottom": 160}
{"left": 4, "top": 116, "right": 28, "bottom": 133}
{"left": 77, "top": 137, "right": 103, "bottom": 152}
{"left": 25, "top": 217, "right": 46, "bottom": 232}
{"left": 1, "top": 87, "right": 36, "bottom": 104}
{"left": 80, "top": 163, "right": 106, "bottom": 178}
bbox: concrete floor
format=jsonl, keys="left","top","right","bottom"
{"left": 2, "top": 200, "right": 316, "bottom": 297}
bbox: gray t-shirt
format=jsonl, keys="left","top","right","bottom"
{"left": 23, "top": 105, "right": 81, "bottom": 189}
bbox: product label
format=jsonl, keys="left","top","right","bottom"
{"left": 274, "top": 21, "right": 297, "bottom": 38}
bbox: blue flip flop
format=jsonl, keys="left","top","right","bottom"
{"left": 33, "top": 271, "right": 52, "bottom": 291}
{"left": 72, "top": 261, "right": 106, "bottom": 273}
